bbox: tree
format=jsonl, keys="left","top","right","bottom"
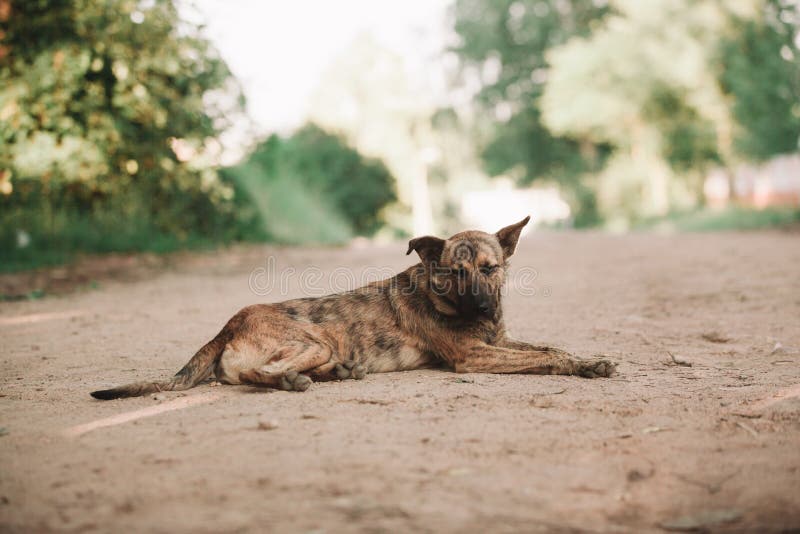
{"left": 540, "top": 0, "right": 799, "bottom": 223}
{"left": 450, "top": 0, "right": 611, "bottom": 224}
{"left": 308, "top": 34, "right": 438, "bottom": 235}
{"left": 540, "top": 0, "right": 736, "bottom": 222}
{"left": 452, "top": 0, "right": 799, "bottom": 226}
{"left": 223, "top": 124, "right": 397, "bottom": 243}
{"left": 276, "top": 124, "right": 397, "bottom": 235}
{"left": 0, "top": 0, "right": 242, "bottom": 265}
{"left": 718, "top": 0, "right": 800, "bottom": 161}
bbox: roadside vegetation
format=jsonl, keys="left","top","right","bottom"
{"left": 1, "top": 0, "right": 798, "bottom": 273}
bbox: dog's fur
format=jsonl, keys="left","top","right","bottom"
{"left": 91, "top": 217, "right": 615, "bottom": 400}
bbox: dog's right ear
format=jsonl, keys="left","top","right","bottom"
{"left": 406, "top": 236, "right": 445, "bottom": 265}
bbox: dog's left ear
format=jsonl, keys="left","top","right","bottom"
{"left": 406, "top": 236, "right": 445, "bottom": 266}
{"left": 495, "top": 215, "right": 531, "bottom": 259}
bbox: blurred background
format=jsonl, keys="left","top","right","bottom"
{"left": 1, "top": 0, "right": 799, "bottom": 272}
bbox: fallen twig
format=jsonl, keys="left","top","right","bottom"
{"left": 534, "top": 388, "right": 567, "bottom": 396}
{"left": 642, "top": 426, "right": 671, "bottom": 434}
{"left": 346, "top": 398, "right": 392, "bottom": 406}
{"left": 730, "top": 411, "right": 761, "bottom": 419}
{"left": 667, "top": 351, "right": 692, "bottom": 367}
{"left": 701, "top": 331, "right": 731, "bottom": 344}
{"left": 735, "top": 421, "right": 759, "bottom": 438}
{"left": 674, "top": 468, "right": 741, "bottom": 494}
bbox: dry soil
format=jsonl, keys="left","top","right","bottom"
{"left": 1, "top": 231, "right": 799, "bottom": 533}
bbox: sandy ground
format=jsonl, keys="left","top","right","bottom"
{"left": 1, "top": 231, "right": 799, "bottom": 533}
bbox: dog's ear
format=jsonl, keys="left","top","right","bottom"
{"left": 495, "top": 216, "right": 530, "bottom": 259}
{"left": 406, "top": 236, "right": 445, "bottom": 266}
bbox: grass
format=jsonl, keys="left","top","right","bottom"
{"left": 4, "top": 198, "right": 798, "bottom": 275}
{"left": 2, "top": 167, "right": 354, "bottom": 274}
{"left": 1, "top": 203, "right": 227, "bottom": 273}
{"left": 1, "top": 233, "right": 221, "bottom": 274}
{"left": 635, "top": 206, "right": 800, "bottom": 232}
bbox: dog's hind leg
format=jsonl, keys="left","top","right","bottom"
{"left": 238, "top": 342, "right": 332, "bottom": 391}
{"left": 244, "top": 369, "right": 313, "bottom": 392}
{"left": 308, "top": 359, "right": 367, "bottom": 382}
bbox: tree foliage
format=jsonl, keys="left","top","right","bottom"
{"left": 718, "top": 0, "right": 800, "bottom": 160}
{"left": 223, "top": 124, "right": 397, "bottom": 243}
{"left": 308, "top": 35, "right": 438, "bottom": 235}
{"left": 451, "top": 0, "right": 611, "bottom": 184}
{"left": 0, "top": 0, "right": 242, "bottom": 267}
{"left": 276, "top": 125, "right": 397, "bottom": 235}
{"left": 452, "top": 0, "right": 800, "bottom": 225}
{"left": 539, "top": 0, "right": 734, "bottom": 220}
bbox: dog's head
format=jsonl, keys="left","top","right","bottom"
{"left": 406, "top": 216, "right": 530, "bottom": 320}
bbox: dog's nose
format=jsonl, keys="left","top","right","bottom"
{"left": 477, "top": 302, "right": 491, "bottom": 315}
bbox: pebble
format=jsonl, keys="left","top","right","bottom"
{"left": 257, "top": 420, "right": 279, "bottom": 431}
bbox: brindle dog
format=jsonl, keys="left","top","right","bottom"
{"left": 91, "top": 216, "right": 615, "bottom": 399}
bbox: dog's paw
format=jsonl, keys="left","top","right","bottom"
{"left": 576, "top": 357, "right": 616, "bottom": 378}
{"left": 280, "top": 370, "right": 312, "bottom": 392}
{"left": 335, "top": 360, "right": 367, "bottom": 380}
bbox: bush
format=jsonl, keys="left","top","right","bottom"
{"left": 0, "top": 181, "right": 238, "bottom": 272}
{"left": 222, "top": 124, "right": 397, "bottom": 244}
{"left": 0, "top": 0, "right": 241, "bottom": 271}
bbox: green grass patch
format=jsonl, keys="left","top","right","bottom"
{"left": 635, "top": 206, "right": 800, "bottom": 232}
{"left": 1, "top": 188, "right": 232, "bottom": 273}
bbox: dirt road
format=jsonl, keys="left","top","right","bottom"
{"left": 1, "top": 231, "right": 799, "bottom": 532}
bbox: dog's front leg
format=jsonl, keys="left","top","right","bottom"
{"left": 454, "top": 342, "right": 615, "bottom": 378}
{"left": 494, "top": 337, "right": 573, "bottom": 357}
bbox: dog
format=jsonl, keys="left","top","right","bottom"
{"left": 91, "top": 216, "right": 615, "bottom": 399}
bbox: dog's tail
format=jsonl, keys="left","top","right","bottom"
{"left": 90, "top": 337, "right": 225, "bottom": 400}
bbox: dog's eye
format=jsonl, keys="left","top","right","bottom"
{"left": 480, "top": 265, "right": 498, "bottom": 276}
{"left": 456, "top": 266, "right": 467, "bottom": 278}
